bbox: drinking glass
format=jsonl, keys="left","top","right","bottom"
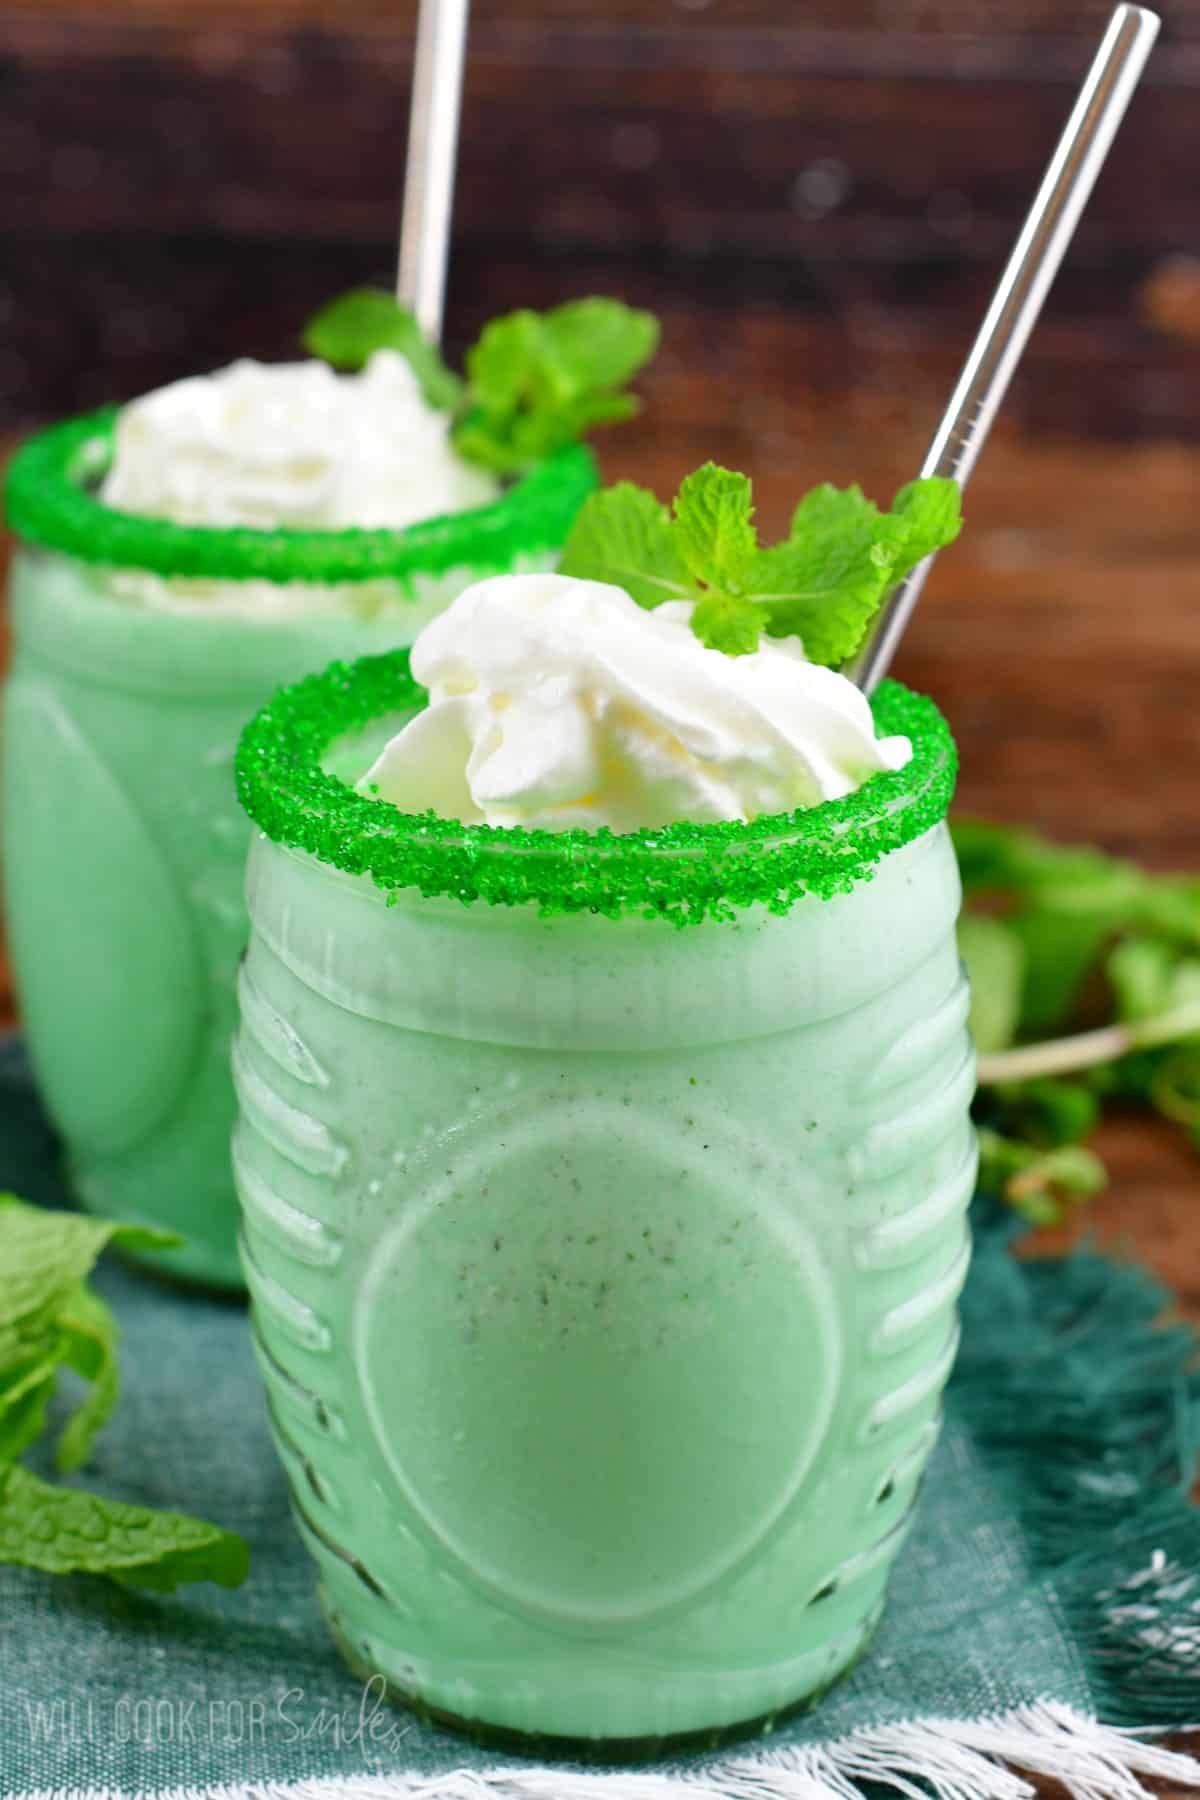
{"left": 2, "top": 412, "right": 593, "bottom": 1287}
{"left": 232, "top": 649, "right": 976, "bottom": 1747}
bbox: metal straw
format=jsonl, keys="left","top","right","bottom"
{"left": 395, "top": 0, "right": 471, "bottom": 345}
{"left": 846, "top": 3, "right": 1160, "bottom": 694}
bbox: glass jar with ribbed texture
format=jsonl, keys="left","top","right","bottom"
{"left": 2, "top": 412, "right": 594, "bottom": 1289}
{"left": 231, "top": 649, "right": 976, "bottom": 1748}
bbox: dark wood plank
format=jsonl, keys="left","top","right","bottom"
{"left": 11, "top": 0, "right": 1200, "bottom": 41}
{"left": 0, "top": 238, "right": 1197, "bottom": 444}
{"left": 2, "top": 10, "right": 1194, "bottom": 252}
{"left": 2, "top": 3, "right": 1198, "bottom": 439}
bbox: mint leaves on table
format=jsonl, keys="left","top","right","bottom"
{"left": 0, "top": 1465, "right": 249, "bottom": 1592}
{"left": 0, "top": 1197, "right": 249, "bottom": 1592}
{"left": 558, "top": 462, "right": 963, "bottom": 661}
{"left": 302, "top": 289, "right": 659, "bottom": 476}
{"left": 956, "top": 818, "right": 1200, "bottom": 1223}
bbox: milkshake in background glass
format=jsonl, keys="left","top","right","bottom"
{"left": 231, "top": 466, "right": 974, "bottom": 1747}
{"left": 1, "top": 293, "right": 656, "bottom": 1289}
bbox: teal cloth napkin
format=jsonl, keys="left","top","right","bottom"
{"left": 1, "top": 1037, "right": 1198, "bottom": 1800}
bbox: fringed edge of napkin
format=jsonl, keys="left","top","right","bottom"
{"left": 14, "top": 1702, "right": 1200, "bottom": 1800}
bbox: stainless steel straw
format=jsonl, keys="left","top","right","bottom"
{"left": 395, "top": 0, "right": 471, "bottom": 344}
{"left": 846, "top": 4, "right": 1161, "bottom": 694}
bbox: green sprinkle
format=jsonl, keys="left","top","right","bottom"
{"left": 3, "top": 410, "right": 596, "bottom": 586}
{"left": 235, "top": 653, "right": 957, "bottom": 924}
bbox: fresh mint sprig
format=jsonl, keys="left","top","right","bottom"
{"left": 302, "top": 289, "right": 658, "bottom": 477}
{"left": 558, "top": 462, "right": 963, "bottom": 661}
{"left": 0, "top": 1198, "right": 249, "bottom": 1592}
{"left": 455, "top": 299, "right": 659, "bottom": 473}
{"left": 957, "top": 818, "right": 1200, "bottom": 1223}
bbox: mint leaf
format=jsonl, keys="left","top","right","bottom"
{"left": 302, "top": 288, "right": 464, "bottom": 410}
{"left": 954, "top": 819, "right": 1144, "bottom": 905}
{"left": 1106, "top": 936, "right": 1200, "bottom": 1028}
{"left": 951, "top": 818, "right": 1180, "bottom": 1037}
{"left": 558, "top": 463, "right": 961, "bottom": 662}
{"left": 989, "top": 1077, "right": 1100, "bottom": 1149}
{"left": 1150, "top": 1046, "right": 1200, "bottom": 1128}
{"left": 0, "top": 1197, "right": 248, "bottom": 1592}
{"left": 670, "top": 465, "right": 768, "bottom": 654}
{"left": 746, "top": 491, "right": 900, "bottom": 667}
{"left": 958, "top": 915, "right": 1025, "bottom": 1055}
{"left": 691, "top": 591, "right": 771, "bottom": 656}
{"left": 786, "top": 482, "right": 903, "bottom": 553}
{"left": 976, "top": 1128, "right": 1107, "bottom": 1227}
{"left": 0, "top": 1198, "right": 174, "bottom": 1363}
{"left": 464, "top": 309, "right": 543, "bottom": 414}
{"left": 0, "top": 1357, "right": 60, "bottom": 1463}
{"left": 755, "top": 558, "right": 888, "bottom": 673}
{"left": 454, "top": 395, "right": 634, "bottom": 475}
{"left": 539, "top": 297, "right": 661, "bottom": 393}
{"left": 751, "top": 478, "right": 960, "bottom": 665}
{"left": 672, "top": 465, "right": 757, "bottom": 592}
{"left": 1108, "top": 937, "right": 1179, "bottom": 1022}
{"left": 0, "top": 1464, "right": 248, "bottom": 1592}
{"left": 454, "top": 299, "right": 658, "bottom": 475}
{"left": 0, "top": 1204, "right": 168, "bottom": 1467}
{"left": 891, "top": 477, "right": 963, "bottom": 580}
{"left": 54, "top": 1285, "right": 121, "bottom": 1475}
{"left": 558, "top": 483, "right": 691, "bottom": 610}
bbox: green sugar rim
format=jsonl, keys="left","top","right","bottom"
{"left": 3, "top": 409, "right": 597, "bottom": 586}
{"left": 236, "top": 651, "right": 957, "bottom": 921}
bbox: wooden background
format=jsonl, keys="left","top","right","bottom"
{"left": 1, "top": 0, "right": 1200, "bottom": 1761}
{"left": 2, "top": 0, "right": 1200, "bottom": 441}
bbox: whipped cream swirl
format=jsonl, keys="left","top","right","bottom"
{"left": 359, "top": 573, "right": 912, "bottom": 833}
{"left": 101, "top": 351, "right": 498, "bottom": 532}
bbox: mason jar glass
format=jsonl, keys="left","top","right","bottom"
{"left": 231, "top": 650, "right": 976, "bottom": 1750}
{"left": 2, "top": 411, "right": 593, "bottom": 1288}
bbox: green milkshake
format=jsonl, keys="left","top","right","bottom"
{"left": 232, "top": 466, "right": 972, "bottom": 1745}
{"left": 2, "top": 295, "right": 656, "bottom": 1289}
